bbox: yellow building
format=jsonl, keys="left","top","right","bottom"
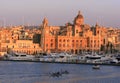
{"left": 1, "top": 40, "right": 42, "bottom": 55}
{"left": 0, "top": 26, "right": 42, "bottom": 55}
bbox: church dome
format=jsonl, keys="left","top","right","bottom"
{"left": 74, "top": 11, "right": 84, "bottom": 26}
{"left": 75, "top": 11, "right": 84, "bottom": 19}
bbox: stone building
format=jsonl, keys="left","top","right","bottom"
{"left": 0, "top": 11, "right": 120, "bottom": 55}
{"left": 0, "top": 26, "right": 42, "bottom": 55}
{"left": 40, "top": 11, "right": 108, "bottom": 54}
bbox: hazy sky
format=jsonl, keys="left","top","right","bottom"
{"left": 0, "top": 0, "right": 120, "bottom": 27}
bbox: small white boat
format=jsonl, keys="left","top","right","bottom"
{"left": 54, "top": 52, "right": 73, "bottom": 62}
{"left": 110, "top": 59, "right": 118, "bottom": 64}
{"left": 86, "top": 54, "right": 101, "bottom": 59}
{"left": 92, "top": 65, "right": 100, "bottom": 69}
{"left": 5, "top": 52, "right": 35, "bottom": 61}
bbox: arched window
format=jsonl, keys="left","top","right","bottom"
{"left": 63, "top": 44, "right": 65, "bottom": 47}
{"left": 51, "top": 43, "right": 53, "bottom": 47}
{"left": 59, "top": 44, "right": 61, "bottom": 47}
{"left": 59, "top": 39, "right": 62, "bottom": 42}
{"left": 63, "top": 39, "right": 66, "bottom": 42}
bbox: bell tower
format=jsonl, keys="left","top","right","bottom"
{"left": 42, "top": 17, "right": 50, "bottom": 36}
{"left": 41, "top": 17, "right": 50, "bottom": 52}
{"left": 43, "top": 17, "right": 48, "bottom": 28}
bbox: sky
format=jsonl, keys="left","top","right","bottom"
{"left": 0, "top": 0, "right": 120, "bottom": 27}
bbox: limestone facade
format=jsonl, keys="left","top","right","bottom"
{"left": 41, "top": 11, "right": 120, "bottom": 54}
{"left": 0, "top": 11, "right": 120, "bottom": 55}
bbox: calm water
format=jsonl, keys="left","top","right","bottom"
{"left": 0, "top": 61, "right": 120, "bottom": 83}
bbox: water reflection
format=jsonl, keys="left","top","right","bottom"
{"left": 0, "top": 61, "right": 120, "bottom": 83}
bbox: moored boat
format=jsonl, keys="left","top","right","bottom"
{"left": 116, "top": 54, "right": 120, "bottom": 61}
{"left": 4, "top": 52, "right": 35, "bottom": 61}
{"left": 85, "top": 53, "right": 101, "bottom": 59}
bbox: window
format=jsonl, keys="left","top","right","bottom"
{"left": 59, "top": 44, "right": 61, "bottom": 47}
{"left": 59, "top": 39, "right": 62, "bottom": 42}
{"left": 80, "top": 44, "right": 82, "bottom": 47}
{"left": 94, "top": 44, "right": 96, "bottom": 47}
{"left": 76, "top": 44, "right": 78, "bottom": 47}
{"left": 76, "top": 30, "right": 78, "bottom": 33}
{"left": 51, "top": 43, "right": 53, "bottom": 47}
{"left": 46, "top": 44, "right": 48, "bottom": 47}
{"left": 67, "top": 44, "right": 69, "bottom": 47}
{"left": 67, "top": 40, "right": 69, "bottom": 42}
{"left": 51, "top": 39, "right": 53, "bottom": 42}
{"left": 72, "top": 44, "right": 74, "bottom": 47}
{"left": 94, "top": 40, "right": 96, "bottom": 43}
{"left": 72, "top": 40, "right": 74, "bottom": 42}
{"left": 97, "top": 31, "right": 99, "bottom": 34}
{"left": 63, "top": 44, "right": 65, "bottom": 47}
{"left": 76, "top": 40, "right": 78, "bottom": 42}
{"left": 63, "top": 39, "right": 65, "bottom": 42}
{"left": 91, "top": 45, "right": 92, "bottom": 47}
{"left": 91, "top": 40, "right": 92, "bottom": 43}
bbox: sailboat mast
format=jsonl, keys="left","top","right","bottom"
{"left": 93, "top": 36, "right": 94, "bottom": 54}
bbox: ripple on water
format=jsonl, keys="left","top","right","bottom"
{"left": 0, "top": 61, "right": 120, "bottom": 83}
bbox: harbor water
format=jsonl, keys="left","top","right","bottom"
{"left": 0, "top": 61, "right": 120, "bottom": 83}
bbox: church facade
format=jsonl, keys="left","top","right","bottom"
{"left": 40, "top": 11, "right": 108, "bottom": 54}
{"left": 0, "top": 11, "right": 119, "bottom": 55}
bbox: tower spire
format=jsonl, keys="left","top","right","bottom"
{"left": 43, "top": 17, "right": 48, "bottom": 27}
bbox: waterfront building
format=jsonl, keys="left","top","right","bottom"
{"left": 0, "top": 40, "right": 42, "bottom": 55}
{"left": 0, "top": 11, "right": 120, "bottom": 55}
{"left": 107, "top": 28, "right": 120, "bottom": 52}
{"left": 40, "top": 11, "right": 109, "bottom": 54}
{"left": 0, "top": 26, "right": 42, "bottom": 55}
